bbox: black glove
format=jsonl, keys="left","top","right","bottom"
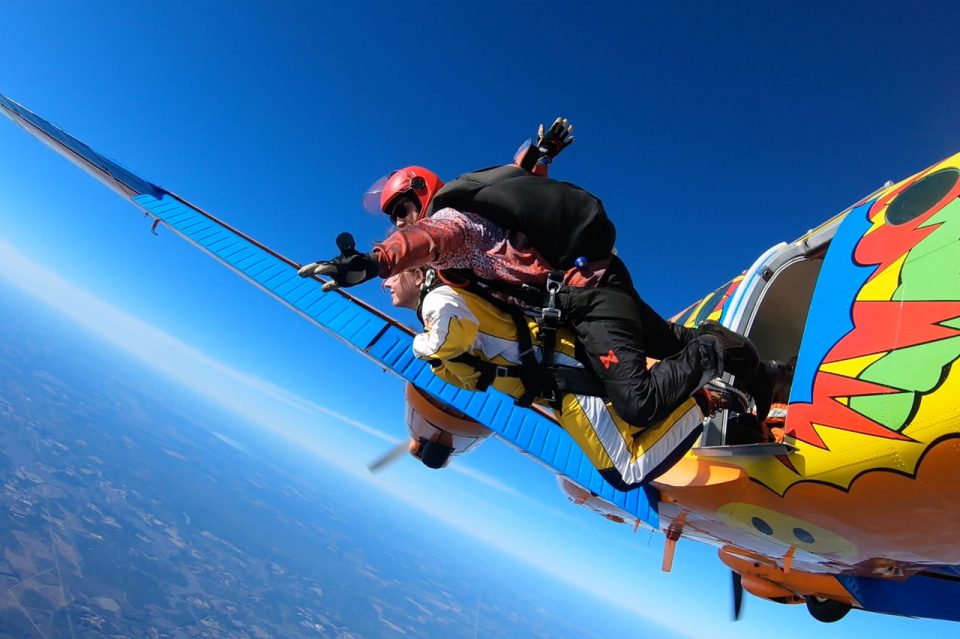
{"left": 697, "top": 321, "right": 780, "bottom": 421}
{"left": 536, "top": 117, "right": 574, "bottom": 160}
{"left": 297, "top": 232, "right": 379, "bottom": 292}
{"left": 696, "top": 321, "right": 760, "bottom": 379}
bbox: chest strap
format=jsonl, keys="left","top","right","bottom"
{"left": 434, "top": 269, "right": 598, "bottom": 408}
{"left": 539, "top": 271, "right": 564, "bottom": 368}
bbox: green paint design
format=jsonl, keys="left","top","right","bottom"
{"left": 856, "top": 196, "right": 960, "bottom": 431}
{"left": 848, "top": 392, "right": 916, "bottom": 432}
{"left": 895, "top": 198, "right": 960, "bottom": 301}
{"left": 862, "top": 336, "right": 960, "bottom": 393}
{"left": 859, "top": 336, "right": 960, "bottom": 430}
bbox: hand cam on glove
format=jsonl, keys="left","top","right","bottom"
{"left": 297, "top": 232, "right": 379, "bottom": 292}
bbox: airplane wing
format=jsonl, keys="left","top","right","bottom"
{"left": 0, "top": 92, "right": 659, "bottom": 529}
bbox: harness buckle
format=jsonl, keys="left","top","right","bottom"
{"left": 545, "top": 275, "right": 563, "bottom": 295}
{"left": 495, "top": 366, "right": 510, "bottom": 378}
{"left": 541, "top": 306, "right": 562, "bottom": 326}
{"left": 542, "top": 271, "right": 564, "bottom": 326}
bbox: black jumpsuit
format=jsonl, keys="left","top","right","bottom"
{"left": 558, "top": 256, "right": 724, "bottom": 428}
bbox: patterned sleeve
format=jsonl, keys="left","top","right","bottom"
{"left": 372, "top": 209, "right": 497, "bottom": 276}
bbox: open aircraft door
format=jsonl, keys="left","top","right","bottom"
{"left": 713, "top": 156, "right": 960, "bottom": 453}
{"left": 695, "top": 216, "right": 838, "bottom": 446}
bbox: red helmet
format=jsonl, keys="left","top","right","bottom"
{"left": 363, "top": 166, "right": 444, "bottom": 223}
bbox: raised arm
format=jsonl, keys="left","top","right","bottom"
{"left": 513, "top": 117, "right": 575, "bottom": 177}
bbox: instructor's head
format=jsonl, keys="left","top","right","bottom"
{"left": 363, "top": 166, "right": 444, "bottom": 227}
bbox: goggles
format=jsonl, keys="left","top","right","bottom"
{"left": 363, "top": 171, "right": 427, "bottom": 217}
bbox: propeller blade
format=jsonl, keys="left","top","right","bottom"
{"left": 367, "top": 441, "right": 410, "bottom": 473}
{"left": 732, "top": 571, "right": 744, "bottom": 621}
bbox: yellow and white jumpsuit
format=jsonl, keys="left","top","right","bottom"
{"left": 414, "top": 285, "right": 706, "bottom": 490}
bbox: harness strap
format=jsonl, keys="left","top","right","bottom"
{"left": 548, "top": 365, "right": 607, "bottom": 398}
{"left": 509, "top": 301, "right": 547, "bottom": 407}
{"left": 416, "top": 268, "right": 444, "bottom": 324}
{"left": 539, "top": 271, "right": 564, "bottom": 369}
{"left": 452, "top": 275, "right": 547, "bottom": 407}
{"left": 442, "top": 354, "right": 607, "bottom": 403}
{"left": 446, "top": 269, "right": 546, "bottom": 307}
{"left": 447, "top": 352, "right": 521, "bottom": 391}
{"left": 434, "top": 269, "right": 601, "bottom": 408}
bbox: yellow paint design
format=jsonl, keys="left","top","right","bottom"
{"left": 903, "top": 360, "right": 960, "bottom": 439}
{"left": 819, "top": 352, "right": 887, "bottom": 378}
{"left": 717, "top": 503, "right": 858, "bottom": 559}
{"left": 863, "top": 210, "right": 888, "bottom": 235}
{"left": 859, "top": 254, "right": 906, "bottom": 301}
{"left": 733, "top": 362, "right": 960, "bottom": 495}
{"left": 813, "top": 424, "right": 889, "bottom": 453}
{"left": 683, "top": 298, "right": 710, "bottom": 328}
{"left": 934, "top": 152, "right": 960, "bottom": 171}
{"left": 835, "top": 396, "right": 849, "bottom": 407}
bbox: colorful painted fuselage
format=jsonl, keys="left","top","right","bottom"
{"left": 650, "top": 153, "right": 960, "bottom": 611}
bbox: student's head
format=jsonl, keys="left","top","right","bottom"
{"left": 384, "top": 269, "right": 425, "bottom": 309}
{"left": 363, "top": 166, "right": 444, "bottom": 227}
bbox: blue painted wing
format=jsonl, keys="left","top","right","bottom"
{"left": 0, "top": 91, "right": 659, "bottom": 529}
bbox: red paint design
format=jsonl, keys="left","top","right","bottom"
{"left": 787, "top": 373, "right": 913, "bottom": 449}
{"left": 825, "top": 301, "right": 960, "bottom": 362}
{"left": 599, "top": 350, "right": 619, "bottom": 369}
{"left": 785, "top": 166, "right": 960, "bottom": 451}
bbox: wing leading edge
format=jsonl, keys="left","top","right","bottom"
{"left": 0, "top": 92, "right": 659, "bottom": 528}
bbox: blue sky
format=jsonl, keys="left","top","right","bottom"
{"left": 1, "top": 1, "right": 959, "bottom": 635}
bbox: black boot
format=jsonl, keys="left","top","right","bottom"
{"left": 735, "top": 360, "right": 784, "bottom": 422}
{"left": 726, "top": 413, "right": 768, "bottom": 445}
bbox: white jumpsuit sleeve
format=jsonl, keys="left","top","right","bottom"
{"left": 413, "top": 286, "right": 481, "bottom": 361}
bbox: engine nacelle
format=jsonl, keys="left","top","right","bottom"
{"left": 740, "top": 574, "right": 801, "bottom": 602}
{"left": 405, "top": 383, "right": 493, "bottom": 468}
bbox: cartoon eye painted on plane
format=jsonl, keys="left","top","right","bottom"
{"left": 717, "top": 503, "right": 858, "bottom": 559}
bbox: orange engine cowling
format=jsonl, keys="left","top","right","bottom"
{"left": 405, "top": 383, "right": 493, "bottom": 468}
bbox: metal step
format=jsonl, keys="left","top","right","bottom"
{"left": 692, "top": 442, "right": 797, "bottom": 457}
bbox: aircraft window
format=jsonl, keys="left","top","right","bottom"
{"left": 720, "top": 504, "right": 859, "bottom": 557}
{"left": 690, "top": 282, "right": 731, "bottom": 327}
{"left": 751, "top": 517, "right": 774, "bottom": 535}
{"left": 886, "top": 168, "right": 959, "bottom": 225}
{"left": 793, "top": 527, "right": 816, "bottom": 544}
{"left": 672, "top": 302, "right": 698, "bottom": 325}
